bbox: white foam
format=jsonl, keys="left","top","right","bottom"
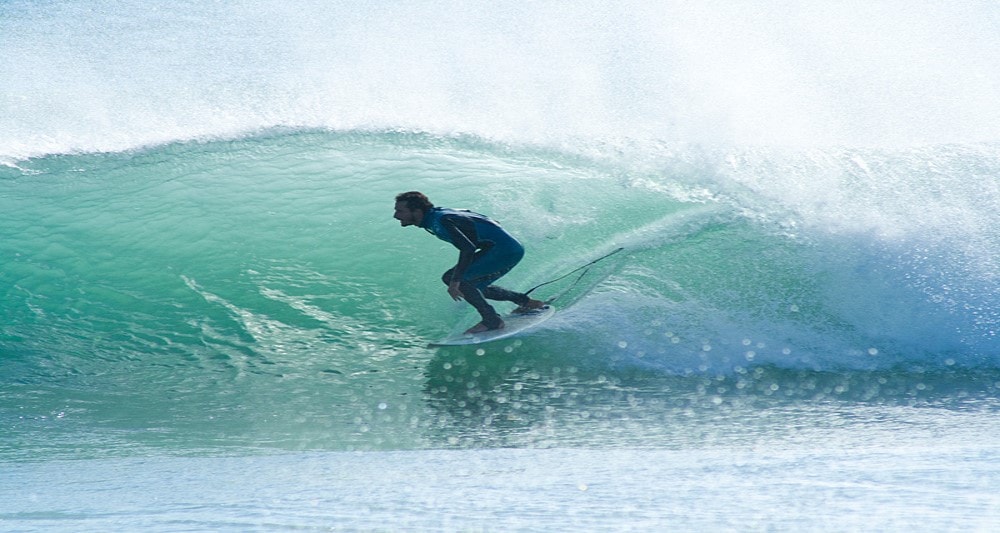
{"left": 4, "top": 1, "right": 1000, "bottom": 160}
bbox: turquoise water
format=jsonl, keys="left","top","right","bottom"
{"left": 3, "top": 1, "right": 1000, "bottom": 530}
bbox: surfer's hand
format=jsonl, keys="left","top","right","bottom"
{"left": 448, "top": 281, "right": 464, "bottom": 301}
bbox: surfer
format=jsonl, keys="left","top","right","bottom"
{"left": 393, "top": 191, "right": 546, "bottom": 333}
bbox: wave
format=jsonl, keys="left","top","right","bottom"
{"left": 2, "top": 130, "right": 997, "bottom": 376}
{"left": 2, "top": 129, "right": 998, "bottom": 458}
{"left": 3, "top": 2, "right": 1000, "bottom": 455}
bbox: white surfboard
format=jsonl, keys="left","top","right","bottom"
{"left": 428, "top": 305, "right": 555, "bottom": 347}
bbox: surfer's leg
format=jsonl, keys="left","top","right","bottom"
{"left": 441, "top": 268, "right": 503, "bottom": 330}
{"left": 442, "top": 244, "right": 531, "bottom": 331}
{"left": 463, "top": 246, "right": 525, "bottom": 299}
{"left": 459, "top": 281, "right": 504, "bottom": 330}
{"left": 463, "top": 248, "right": 544, "bottom": 311}
{"left": 481, "top": 285, "right": 545, "bottom": 314}
{"left": 463, "top": 245, "right": 522, "bottom": 284}
{"left": 482, "top": 285, "right": 531, "bottom": 305}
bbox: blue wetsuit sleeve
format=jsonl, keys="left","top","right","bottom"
{"left": 441, "top": 215, "right": 479, "bottom": 283}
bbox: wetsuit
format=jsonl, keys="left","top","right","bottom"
{"left": 420, "top": 207, "right": 533, "bottom": 328}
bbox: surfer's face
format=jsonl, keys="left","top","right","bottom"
{"left": 393, "top": 201, "right": 423, "bottom": 227}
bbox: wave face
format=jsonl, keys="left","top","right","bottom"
{"left": 2, "top": 1, "right": 999, "bottom": 456}
{"left": 3, "top": 131, "right": 999, "bottom": 455}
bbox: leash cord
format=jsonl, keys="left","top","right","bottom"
{"left": 524, "top": 247, "right": 624, "bottom": 302}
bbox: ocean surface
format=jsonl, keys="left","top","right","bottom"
{"left": 2, "top": 1, "right": 1000, "bottom": 531}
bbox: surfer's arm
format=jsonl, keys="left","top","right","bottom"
{"left": 441, "top": 216, "right": 479, "bottom": 288}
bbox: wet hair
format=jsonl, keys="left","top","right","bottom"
{"left": 395, "top": 191, "right": 434, "bottom": 212}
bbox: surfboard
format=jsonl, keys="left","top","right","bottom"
{"left": 428, "top": 305, "right": 556, "bottom": 347}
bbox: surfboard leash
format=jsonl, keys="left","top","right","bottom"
{"left": 524, "top": 247, "right": 625, "bottom": 303}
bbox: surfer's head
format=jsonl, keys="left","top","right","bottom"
{"left": 394, "top": 191, "right": 433, "bottom": 227}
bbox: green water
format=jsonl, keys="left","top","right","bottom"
{"left": 3, "top": 130, "right": 998, "bottom": 462}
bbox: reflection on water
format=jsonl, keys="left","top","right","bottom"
{"left": 422, "top": 342, "right": 1000, "bottom": 449}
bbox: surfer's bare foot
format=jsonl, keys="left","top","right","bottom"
{"left": 512, "top": 299, "right": 547, "bottom": 314}
{"left": 466, "top": 320, "right": 505, "bottom": 334}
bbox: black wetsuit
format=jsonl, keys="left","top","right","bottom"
{"left": 420, "top": 207, "right": 533, "bottom": 328}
